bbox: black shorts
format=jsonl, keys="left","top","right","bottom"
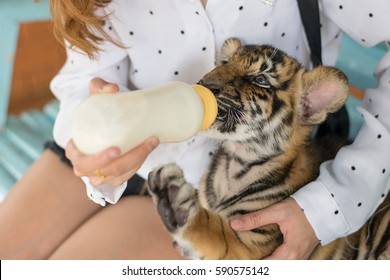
{"left": 44, "top": 141, "right": 147, "bottom": 196}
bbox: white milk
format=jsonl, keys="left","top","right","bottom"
{"left": 72, "top": 81, "right": 218, "bottom": 155}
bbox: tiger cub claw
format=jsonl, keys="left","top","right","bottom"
{"left": 147, "top": 163, "right": 198, "bottom": 234}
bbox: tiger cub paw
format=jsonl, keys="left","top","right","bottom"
{"left": 147, "top": 163, "right": 199, "bottom": 234}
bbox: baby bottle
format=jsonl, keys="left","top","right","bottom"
{"left": 71, "top": 81, "right": 218, "bottom": 155}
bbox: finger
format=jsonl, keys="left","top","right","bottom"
{"left": 86, "top": 137, "right": 159, "bottom": 185}
{"left": 98, "top": 137, "right": 159, "bottom": 177}
{"left": 263, "top": 243, "right": 294, "bottom": 260}
{"left": 263, "top": 246, "right": 287, "bottom": 260}
{"left": 89, "top": 77, "right": 119, "bottom": 95}
{"left": 230, "top": 207, "right": 278, "bottom": 231}
{"left": 263, "top": 240, "right": 317, "bottom": 260}
{"left": 120, "top": 137, "right": 160, "bottom": 167}
{"left": 66, "top": 140, "right": 121, "bottom": 176}
{"left": 89, "top": 167, "right": 137, "bottom": 187}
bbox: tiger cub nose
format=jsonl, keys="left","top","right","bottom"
{"left": 198, "top": 78, "right": 222, "bottom": 95}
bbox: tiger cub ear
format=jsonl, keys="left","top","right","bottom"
{"left": 299, "top": 66, "right": 350, "bottom": 125}
{"left": 216, "top": 38, "right": 242, "bottom": 66}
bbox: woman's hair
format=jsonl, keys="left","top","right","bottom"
{"left": 50, "top": 0, "right": 118, "bottom": 59}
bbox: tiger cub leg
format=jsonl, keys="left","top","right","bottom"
{"left": 147, "top": 163, "right": 279, "bottom": 259}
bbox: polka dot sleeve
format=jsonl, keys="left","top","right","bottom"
{"left": 293, "top": 0, "right": 390, "bottom": 244}
{"left": 292, "top": 111, "right": 390, "bottom": 244}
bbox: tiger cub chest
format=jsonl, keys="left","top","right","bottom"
{"left": 198, "top": 145, "right": 272, "bottom": 215}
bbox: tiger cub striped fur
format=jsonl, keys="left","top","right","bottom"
{"left": 147, "top": 38, "right": 390, "bottom": 259}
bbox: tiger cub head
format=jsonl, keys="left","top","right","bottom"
{"left": 200, "top": 38, "right": 349, "bottom": 153}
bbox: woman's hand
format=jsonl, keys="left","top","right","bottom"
{"left": 65, "top": 77, "right": 159, "bottom": 186}
{"left": 230, "top": 197, "right": 320, "bottom": 260}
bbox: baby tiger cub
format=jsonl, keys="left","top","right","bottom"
{"left": 147, "top": 38, "right": 390, "bottom": 259}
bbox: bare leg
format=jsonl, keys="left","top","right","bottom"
{"left": 50, "top": 195, "right": 183, "bottom": 259}
{"left": 0, "top": 150, "right": 101, "bottom": 259}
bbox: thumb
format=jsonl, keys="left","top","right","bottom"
{"left": 230, "top": 208, "right": 275, "bottom": 231}
{"left": 89, "top": 77, "right": 119, "bottom": 95}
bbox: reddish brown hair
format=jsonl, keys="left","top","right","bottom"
{"left": 50, "top": 0, "right": 119, "bottom": 59}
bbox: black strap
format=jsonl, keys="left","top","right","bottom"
{"left": 297, "top": 0, "right": 349, "bottom": 139}
{"left": 297, "top": 0, "right": 323, "bottom": 67}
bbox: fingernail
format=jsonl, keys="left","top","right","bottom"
{"left": 148, "top": 137, "right": 160, "bottom": 149}
{"left": 108, "top": 149, "right": 120, "bottom": 158}
{"left": 231, "top": 218, "right": 242, "bottom": 229}
{"left": 102, "top": 83, "right": 112, "bottom": 90}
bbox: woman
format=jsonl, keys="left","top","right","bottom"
{"left": 0, "top": 0, "right": 388, "bottom": 259}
